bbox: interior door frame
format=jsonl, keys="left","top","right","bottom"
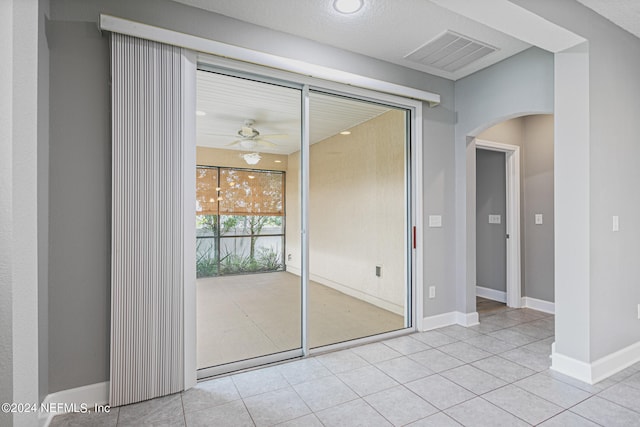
{"left": 192, "top": 58, "right": 424, "bottom": 381}
{"left": 475, "top": 139, "right": 521, "bottom": 308}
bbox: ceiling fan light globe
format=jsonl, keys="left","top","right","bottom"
{"left": 242, "top": 152, "right": 262, "bottom": 165}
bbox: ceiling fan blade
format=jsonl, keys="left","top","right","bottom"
{"left": 256, "top": 139, "right": 278, "bottom": 147}
{"left": 225, "top": 140, "right": 242, "bottom": 146}
{"left": 204, "top": 133, "right": 237, "bottom": 137}
{"left": 259, "top": 134, "right": 289, "bottom": 139}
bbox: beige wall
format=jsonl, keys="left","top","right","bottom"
{"left": 287, "top": 110, "right": 407, "bottom": 314}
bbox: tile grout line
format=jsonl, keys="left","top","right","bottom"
{"left": 179, "top": 390, "right": 188, "bottom": 427}
{"left": 475, "top": 394, "right": 538, "bottom": 426}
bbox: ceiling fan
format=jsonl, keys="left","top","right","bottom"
{"left": 211, "top": 119, "right": 287, "bottom": 149}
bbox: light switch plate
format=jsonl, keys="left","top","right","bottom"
{"left": 535, "top": 214, "right": 543, "bottom": 225}
{"left": 489, "top": 214, "right": 501, "bottom": 224}
{"left": 429, "top": 215, "right": 442, "bottom": 228}
{"left": 613, "top": 215, "right": 619, "bottom": 232}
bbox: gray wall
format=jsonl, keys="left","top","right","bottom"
{"left": 48, "top": 20, "right": 111, "bottom": 393}
{"left": 476, "top": 150, "right": 506, "bottom": 293}
{"left": 513, "top": 0, "right": 640, "bottom": 362}
{"left": 2, "top": 2, "right": 47, "bottom": 425}
{"left": 522, "top": 115, "right": 554, "bottom": 302}
{"left": 454, "top": 47, "right": 554, "bottom": 313}
{"left": 477, "top": 115, "right": 555, "bottom": 302}
{"left": 48, "top": 0, "right": 455, "bottom": 392}
{"left": 423, "top": 89, "right": 456, "bottom": 319}
{"left": 0, "top": 2, "right": 14, "bottom": 422}
{"left": 38, "top": 0, "right": 50, "bottom": 403}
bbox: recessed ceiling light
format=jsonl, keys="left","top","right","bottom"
{"left": 340, "top": 131, "right": 351, "bottom": 135}
{"left": 333, "top": 0, "right": 363, "bottom": 14}
{"left": 274, "top": 160, "right": 282, "bottom": 163}
{"left": 196, "top": 110, "right": 206, "bottom": 116}
{"left": 248, "top": 175, "right": 255, "bottom": 179}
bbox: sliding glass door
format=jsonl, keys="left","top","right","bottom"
{"left": 195, "top": 70, "right": 303, "bottom": 375}
{"left": 307, "top": 91, "right": 410, "bottom": 348}
{"left": 195, "top": 68, "right": 413, "bottom": 378}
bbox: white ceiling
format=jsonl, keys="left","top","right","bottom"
{"left": 175, "top": 0, "right": 532, "bottom": 80}
{"left": 576, "top": 0, "right": 640, "bottom": 39}
{"left": 197, "top": 70, "right": 392, "bottom": 154}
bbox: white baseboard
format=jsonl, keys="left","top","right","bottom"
{"left": 422, "top": 311, "right": 479, "bottom": 331}
{"left": 422, "top": 311, "right": 458, "bottom": 330}
{"left": 521, "top": 297, "right": 555, "bottom": 314}
{"left": 39, "top": 381, "right": 109, "bottom": 427}
{"left": 551, "top": 351, "right": 592, "bottom": 383}
{"left": 591, "top": 340, "right": 640, "bottom": 383}
{"left": 552, "top": 339, "right": 640, "bottom": 384}
{"left": 457, "top": 311, "right": 479, "bottom": 327}
{"left": 286, "top": 266, "right": 404, "bottom": 315}
{"left": 286, "top": 265, "right": 301, "bottom": 276}
{"left": 476, "top": 286, "right": 506, "bottom": 303}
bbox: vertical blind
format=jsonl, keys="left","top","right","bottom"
{"left": 110, "top": 33, "right": 185, "bottom": 406}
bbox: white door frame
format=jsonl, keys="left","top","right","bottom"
{"left": 475, "top": 139, "right": 521, "bottom": 308}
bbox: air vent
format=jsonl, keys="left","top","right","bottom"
{"left": 405, "top": 31, "right": 498, "bottom": 73}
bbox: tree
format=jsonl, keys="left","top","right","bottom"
{"left": 245, "top": 215, "right": 269, "bottom": 260}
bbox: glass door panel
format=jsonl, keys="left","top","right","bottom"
{"left": 195, "top": 70, "right": 302, "bottom": 372}
{"left": 308, "top": 91, "right": 410, "bottom": 348}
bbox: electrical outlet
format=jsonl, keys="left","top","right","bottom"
{"left": 376, "top": 265, "right": 382, "bottom": 277}
{"left": 637, "top": 304, "right": 640, "bottom": 320}
{"left": 428, "top": 286, "right": 436, "bottom": 299}
{"left": 287, "top": 254, "right": 292, "bottom": 261}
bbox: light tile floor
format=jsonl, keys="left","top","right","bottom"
{"left": 51, "top": 305, "right": 640, "bottom": 426}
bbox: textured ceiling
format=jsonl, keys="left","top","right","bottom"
{"left": 576, "top": 0, "right": 640, "bottom": 39}
{"left": 174, "top": 0, "right": 532, "bottom": 80}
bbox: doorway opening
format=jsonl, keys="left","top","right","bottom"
{"left": 476, "top": 148, "right": 507, "bottom": 315}
{"left": 475, "top": 139, "right": 521, "bottom": 315}
{"left": 473, "top": 114, "right": 556, "bottom": 323}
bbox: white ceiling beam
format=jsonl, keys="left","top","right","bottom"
{"left": 429, "top": 0, "right": 585, "bottom": 53}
